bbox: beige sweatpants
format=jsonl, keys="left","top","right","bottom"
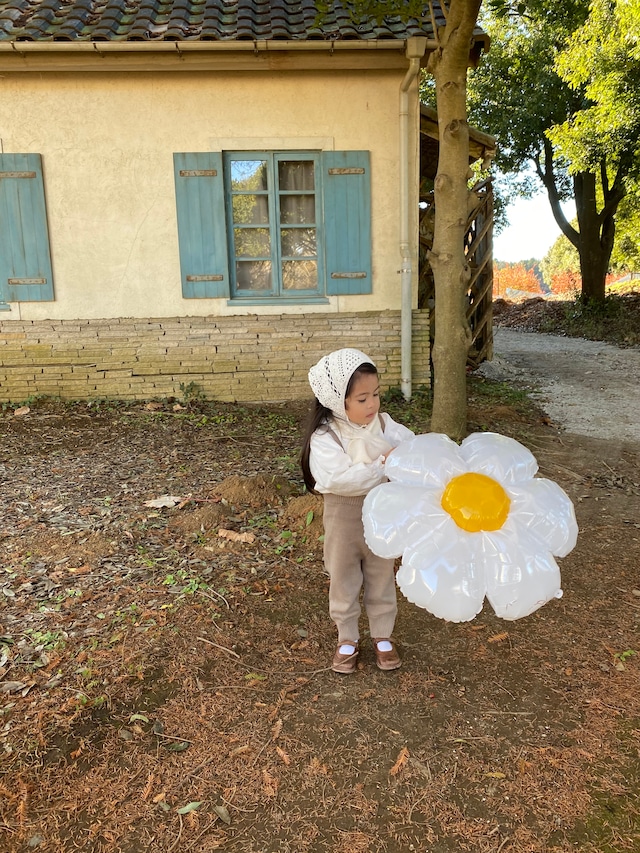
{"left": 322, "top": 493, "right": 398, "bottom": 643}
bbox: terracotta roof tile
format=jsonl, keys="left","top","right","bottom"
{"left": 0, "top": 0, "right": 464, "bottom": 43}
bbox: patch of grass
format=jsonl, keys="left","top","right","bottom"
{"left": 467, "top": 375, "right": 534, "bottom": 410}
{"left": 24, "top": 629, "right": 67, "bottom": 651}
{"left": 162, "top": 569, "right": 208, "bottom": 596}
{"left": 382, "top": 384, "right": 432, "bottom": 433}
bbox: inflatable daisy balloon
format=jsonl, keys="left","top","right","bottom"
{"left": 362, "top": 432, "right": 578, "bottom": 622}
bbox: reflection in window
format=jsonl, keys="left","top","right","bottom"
{"left": 232, "top": 194, "right": 269, "bottom": 225}
{"left": 281, "top": 228, "right": 316, "bottom": 256}
{"left": 283, "top": 260, "right": 318, "bottom": 290}
{"left": 234, "top": 228, "right": 270, "bottom": 257}
{"left": 236, "top": 260, "right": 272, "bottom": 290}
{"left": 279, "top": 160, "right": 314, "bottom": 191}
{"left": 280, "top": 195, "right": 315, "bottom": 224}
{"left": 231, "top": 160, "right": 268, "bottom": 192}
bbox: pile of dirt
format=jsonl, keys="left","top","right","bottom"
{"left": 492, "top": 290, "right": 640, "bottom": 346}
{"left": 212, "top": 474, "right": 297, "bottom": 509}
{"left": 493, "top": 296, "right": 568, "bottom": 331}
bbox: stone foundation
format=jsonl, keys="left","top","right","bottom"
{"left": 0, "top": 310, "right": 430, "bottom": 404}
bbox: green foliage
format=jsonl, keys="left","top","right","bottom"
{"left": 468, "top": 5, "right": 583, "bottom": 190}
{"left": 467, "top": 376, "right": 532, "bottom": 411}
{"left": 469, "top": 0, "right": 640, "bottom": 299}
{"left": 179, "top": 381, "right": 205, "bottom": 405}
{"left": 162, "top": 569, "right": 208, "bottom": 596}
{"left": 549, "top": 0, "right": 640, "bottom": 177}
{"left": 610, "top": 181, "right": 640, "bottom": 270}
{"left": 24, "top": 629, "right": 66, "bottom": 652}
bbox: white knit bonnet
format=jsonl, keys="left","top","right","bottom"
{"left": 308, "top": 348, "right": 376, "bottom": 420}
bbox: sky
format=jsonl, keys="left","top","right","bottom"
{"left": 493, "top": 194, "right": 575, "bottom": 263}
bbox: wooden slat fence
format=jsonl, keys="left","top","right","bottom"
{"left": 418, "top": 178, "right": 494, "bottom": 369}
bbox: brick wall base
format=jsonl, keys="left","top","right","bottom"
{"left": 0, "top": 310, "right": 430, "bottom": 404}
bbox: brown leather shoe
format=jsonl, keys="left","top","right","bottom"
{"left": 331, "top": 642, "right": 359, "bottom": 674}
{"left": 374, "top": 638, "right": 401, "bottom": 671}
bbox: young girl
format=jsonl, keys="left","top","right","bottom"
{"left": 301, "top": 348, "right": 414, "bottom": 674}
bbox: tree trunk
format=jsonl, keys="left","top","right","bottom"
{"left": 537, "top": 141, "right": 618, "bottom": 303}
{"left": 574, "top": 171, "right": 614, "bottom": 302}
{"left": 427, "top": 0, "right": 481, "bottom": 441}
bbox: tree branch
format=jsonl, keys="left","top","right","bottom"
{"left": 535, "top": 139, "right": 579, "bottom": 246}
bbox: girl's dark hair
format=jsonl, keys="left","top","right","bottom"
{"left": 300, "top": 362, "right": 378, "bottom": 493}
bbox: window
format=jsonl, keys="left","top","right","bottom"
{"left": 0, "top": 153, "right": 55, "bottom": 305}
{"left": 174, "top": 150, "right": 371, "bottom": 302}
{"left": 227, "top": 154, "right": 321, "bottom": 298}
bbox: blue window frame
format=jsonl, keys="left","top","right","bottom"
{"left": 225, "top": 152, "right": 323, "bottom": 299}
{"left": 173, "top": 150, "right": 371, "bottom": 302}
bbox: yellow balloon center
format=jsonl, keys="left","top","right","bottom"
{"left": 441, "top": 472, "right": 510, "bottom": 533}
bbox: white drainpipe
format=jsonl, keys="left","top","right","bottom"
{"left": 399, "top": 37, "right": 428, "bottom": 400}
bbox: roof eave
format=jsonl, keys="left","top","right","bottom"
{"left": 0, "top": 37, "right": 441, "bottom": 71}
{"left": 0, "top": 37, "right": 434, "bottom": 53}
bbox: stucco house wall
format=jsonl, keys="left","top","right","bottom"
{"left": 1, "top": 67, "right": 416, "bottom": 322}
{"left": 0, "top": 2, "right": 473, "bottom": 404}
{"left": 0, "top": 62, "right": 429, "bottom": 402}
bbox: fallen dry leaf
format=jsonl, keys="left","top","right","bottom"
{"left": 488, "top": 632, "right": 510, "bottom": 644}
{"left": 275, "top": 746, "right": 291, "bottom": 766}
{"left": 144, "top": 495, "right": 184, "bottom": 508}
{"left": 262, "top": 768, "right": 278, "bottom": 797}
{"left": 390, "top": 746, "right": 410, "bottom": 776}
{"left": 141, "top": 773, "right": 155, "bottom": 800}
{"left": 67, "top": 564, "right": 92, "bottom": 575}
{"left": 218, "top": 528, "right": 256, "bottom": 544}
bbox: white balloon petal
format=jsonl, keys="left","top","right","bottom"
{"left": 483, "top": 529, "right": 563, "bottom": 620}
{"left": 385, "top": 433, "right": 466, "bottom": 487}
{"left": 363, "top": 482, "right": 446, "bottom": 559}
{"left": 460, "top": 432, "right": 539, "bottom": 484}
{"left": 397, "top": 531, "right": 485, "bottom": 623}
{"left": 508, "top": 479, "right": 578, "bottom": 557}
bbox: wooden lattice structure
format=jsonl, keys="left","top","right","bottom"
{"left": 418, "top": 106, "right": 497, "bottom": 369}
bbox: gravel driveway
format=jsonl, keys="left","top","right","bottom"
{"left": 477, "top": 329, "right": 640, "bottom": 443}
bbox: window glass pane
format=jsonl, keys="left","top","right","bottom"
{"left": 234, "top": 228, "right": 270, "bottom": 257}
{"left": 281, "top": 228, "right": 316, "bottom": 257}
{"left": 280, "top": 195, "right": 315, "bottom": 225}
{"left": 233, "top": 194, "right": 269, "bottom": 225}
{"left": 279, "top": 160, "right": 314, "bottom": 191}
{"left": 282, "top": 260, "right": 317, "bottom": 290}
{"left": 236, "top": 260, "right": 272, "bottom": 290}
{"left": 231, "top": 160, "right": 268, "bottom": 192}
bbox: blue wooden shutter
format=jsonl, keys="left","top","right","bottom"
{"left": 0, "top": 153, "right": 54, "bottom": 302}
{"left": 322, "top": 151, "right": 372, "bottom": 295}
{"left": 173, "top": 152, "right": 230, "bottom": 298}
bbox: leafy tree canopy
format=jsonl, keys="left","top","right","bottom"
{"left": 466, "top": 1, "right": 588, "bottom": 198}
{"left": 610, "top": 181, "right": 640, "bottom": 269}
{"left": 465, "top": 0, "right": 640, "bottom": 300}
{"left": 549, "top": 0, "right": 640, "bottom": 178}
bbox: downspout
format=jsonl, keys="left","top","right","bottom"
{"left": 399, "top": 37, "right": 428, "bottom": 400}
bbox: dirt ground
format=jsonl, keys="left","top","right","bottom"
{"left": 1, "top": 305, "right": 639, "bottom": 853}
